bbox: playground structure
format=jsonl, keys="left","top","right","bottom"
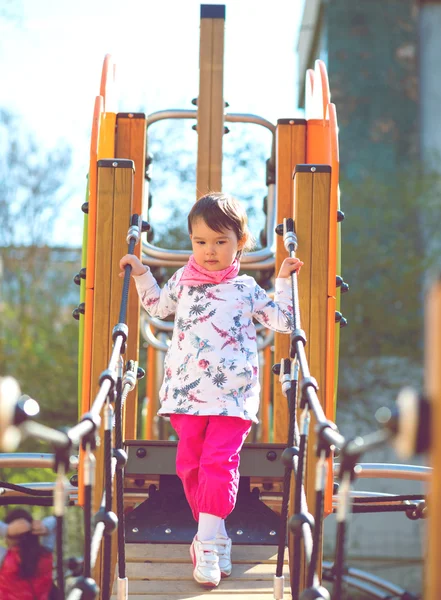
{"left": 0, "top": 4, "right": 438, "bottom": 600}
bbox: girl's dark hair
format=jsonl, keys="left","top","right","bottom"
{"left": 188, "top": 192, "right": 254, "bottom": 256}
{"left": 5, "top": 508, "right": 50, "bottom": 579}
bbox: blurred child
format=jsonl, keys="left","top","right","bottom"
{"left": 0, "top": 509, "right": 54, "bottom": 599}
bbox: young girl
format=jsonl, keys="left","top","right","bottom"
{"left": 0, "top": 509, "right": 54, "bottom": 600}
{"left": 120, "top": 192, "right": 303, "bottom": 588}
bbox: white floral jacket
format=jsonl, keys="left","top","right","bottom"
{"left": 134, "top": 267, "right": 293, "bottom": 423}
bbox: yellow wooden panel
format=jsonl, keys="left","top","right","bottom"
{"left": 196, "top": 17, "right": 214, "bottom": 196}
{"left": 290, "top": 167, "right": 331, "bottom": 591}
{"left": 308, "top": 170, "right": 331, "bottom": 585}
{"left": 196, "top": 8, "right": 225, "bottom": 197}
{"left": 209, "top": 16, "right": 225, "bottom": 191}
{"left": 306, "top": 169, "right": 331, "bottom": 522}
{"left": 90, "top": 165, "right": 114, "bottom": 407}
{"left": 116, "top": 114, "right": 147, "bottom": 439}
{"left": 309, "top": 172, "right": 330, "bottom": 382}
{"left": 90, "top": 163, "right": 115, "bottom": 589}
{"left": 91, "top": 160, "right": 133, "bottom": 590}
{"left": 293, "top": 170, "right": 313, "bottom": 365}
{"left": 109, "top": 166, "right": 134, "bottom": 339}
{"left": 98, "top": 112, "right": 116, "bottom": 160}
{"left": 107, "top": 162, "right": 134, "bottom": 595}
{"left": 290, "top": 168, "right": 314, "bottom": 590}
{"left": 273, "top": 120, "right": 306, "bottom": 443}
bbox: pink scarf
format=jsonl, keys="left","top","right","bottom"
{"left": 179, "top": 255, "right": 240, "bottom": 286}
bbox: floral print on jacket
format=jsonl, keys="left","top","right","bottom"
{"left": 134, "top": 268, "right": 293, "bottom": 423}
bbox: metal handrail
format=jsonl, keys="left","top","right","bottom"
{"left": 146, "top": 109, "right": 276, "bottom": 165}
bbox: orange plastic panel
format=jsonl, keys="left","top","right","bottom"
{"left": 100, "top": 54, "right": 116, "bottom": 113}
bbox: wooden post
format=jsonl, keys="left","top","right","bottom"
{"left": 115, "top": 112, "right": 147, "bottom": 439}
{"left": 425, "top": 278, "right": 441, "bottom": 600}
{"left": 273, "top": 119, "right": 306, "bottom": 443}
{"left": 291, "top": 165, "right": 332, "bottom": 593}
{"left": 196, "top": 4, "right": 225, "bottom": 196}
{"left": 91, "top": 159, "right": 134, "bottom": 590}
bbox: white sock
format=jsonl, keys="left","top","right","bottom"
{"left": 217, "top": 519, "right": 228, "bottom": 538}
{"left": 197, "top": 513, "right": 222, "bottom": 541}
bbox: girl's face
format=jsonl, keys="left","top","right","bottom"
{"left": 190, "top": 218, "right": 243, "bottom": 271}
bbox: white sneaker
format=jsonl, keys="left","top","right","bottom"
{"left": 190, "top": 536, "right": 221, "bottom": 587}
{"left": 216, "top": 533, "right": 232, "bottom": 577}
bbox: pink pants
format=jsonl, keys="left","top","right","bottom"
{"left": 169, "top": 414, "right": 252, "bottom": 521}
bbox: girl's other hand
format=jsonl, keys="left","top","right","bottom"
{"left": 277, "top": 257, "right": 304, "bottom": 279}
{"left": 119, "top": 254, "right": 148, "bottom": 278}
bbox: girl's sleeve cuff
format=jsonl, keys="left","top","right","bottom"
{"left": 133, "top": 268, "right": 155, "bottom": 290}
{"left": 275, "top": 277, "right": 291, "bottom": 291}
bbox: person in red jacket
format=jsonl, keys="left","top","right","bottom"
{"left": 0, "top": 509, "right": 54, "bottom": 600}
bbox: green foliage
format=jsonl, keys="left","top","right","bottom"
{"left": 340, "top": 164, "right": 441, "bottom": 358}
{"left": 0, "top": 109, "right": 78, "bottom": 437}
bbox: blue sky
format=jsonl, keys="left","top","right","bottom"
{"left": 0, "top": 0, "right": 305, "bottom": 245}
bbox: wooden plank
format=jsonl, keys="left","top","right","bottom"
{"left": 293, "top": 170, "right": 313, "bottom": 368}
{"left": 307, "top": 169, "right": 331, "bottom": 588}
{"left": 90, "top": 164, "right": 114, "bottom": 411}
{"left": 108, "top": 162, "right": 134, "bottom": 593}
{"left": 116, "top": 114, "right": 147, "bottom": 439}
{"left": 109, "top": 166, "right": 134, "bottom": 341}
{"left": 90, "top": 163, "right": 115, "bottom": 588}
{"left": 291, "top": 167, "right": 314, "bottom": 591}
{"left": 196, "top": 16, "right": 213, "bottom": 196}
{"left": 426, "top": 280, "right": 441, "bottom": 600}
{"left": 91, "top": 161, "right": 134, "bottom": 590}
{"left": 309, "top": 172, "right": 330, "bottom": 385}
{"left": 196, "top": 7, "right": 225, "bottom": 196}
{"left": 209, "top": 16, "right": 225, "bottom": 192}
{"left": 113, "top": 582, "right": 290, "bottom": 594}
{"left": 306, "top": 169, "right": 331, "bottom": 533}
{"left": 124, "top": 543, "right": 287, "bottom": 563}
{"left": 111, "top": 584, "right": 291, "bottom": 600}
{"left": 126, "top": 562, "right": 289, "bottom": 580}
{"left": 115, "top": 543, "right": 291, "bottom": 598}
{"left": 273, "top": 123, "right": 292, "bottom": 443}
{"left": 273, "top": 119, "right": 306, "bottom": 443}
{"left": 113, "top": 578, "right": 290, "bottom": 594}
{"left": 291, "top": 167, "right": 331, "bottom": 591}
